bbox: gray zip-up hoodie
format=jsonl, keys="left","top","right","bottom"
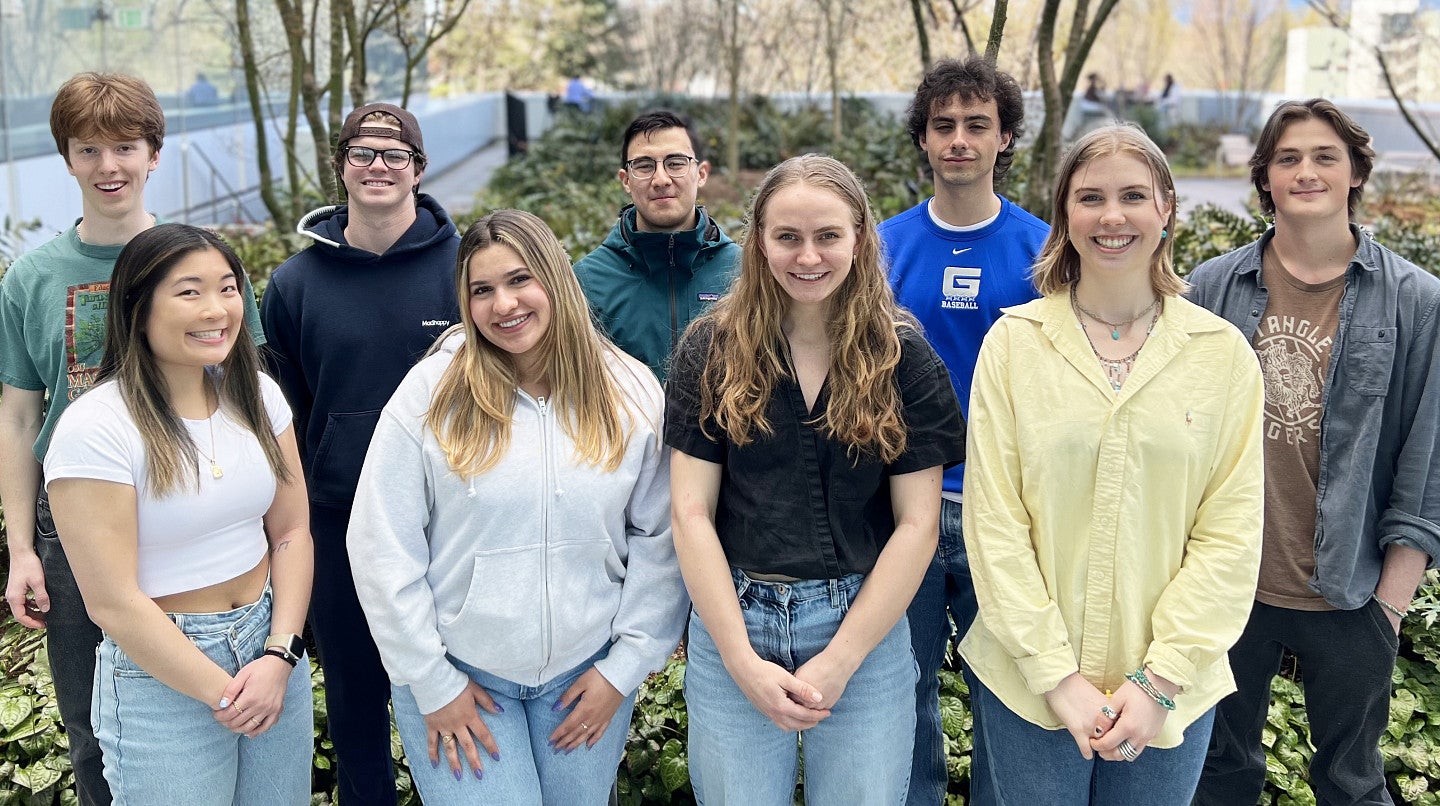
{"left": 347, "top": 340, "right": 686, "bottom": 714}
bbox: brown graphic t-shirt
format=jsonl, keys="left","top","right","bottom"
{"left": 1253, "top": 246, "right": 1344, "bottom": 610}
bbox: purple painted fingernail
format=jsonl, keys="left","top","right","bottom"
{"left": 453, "top": 769, "right": 462, "bottom": 781}
{"left": 565, "top": 746, "right": 575, "bottom": 755}
{"left": 551, "top": 700, "right": 565, "bottom": 711}
{"left": 474, "top": 768, "right": 483, "bottom": 781}
{"left": 491, "top": 751, "right": 500, "bottom": 761}
{"left": 430, "top": 758, "right": 439, "bottom": 769}
{"left": 494, "top": 703, "right": 504, "bottom": 713}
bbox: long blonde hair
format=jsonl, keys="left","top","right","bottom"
{"left": 426, "top": 209, "right": 637, "bottom": 476}
{"left": 99, "top": 224, "right": 289, "bottom": 496}
{"left": 1031, "top": 124, "right": 1184, "bottom": 297}
{"left": 693, "top": 154, "right": 912, "bottom": 464}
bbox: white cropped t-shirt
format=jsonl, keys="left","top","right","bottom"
{"left": 44, "top": 373, "right": 292, "bottom": 598}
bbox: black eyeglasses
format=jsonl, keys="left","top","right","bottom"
{"left": 624, "top": 154, "right": 699, "bottom": 180}
{"left": 344, "top": 146, "right": 418, "bottom": 170}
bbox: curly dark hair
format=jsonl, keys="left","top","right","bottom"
{"left": 904, "top": 57, "right": 1025, "bottom": 184}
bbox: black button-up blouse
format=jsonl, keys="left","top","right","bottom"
{"left": 664, "top": 320, "right": 965, "bottom": 579}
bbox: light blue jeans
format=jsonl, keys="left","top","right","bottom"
{"left": 391, "top": 645, "right": 635, "bottom": 805}
{"left": 685, "top": 568, "right": 919, "bottom": 805}
{"left": 969, "top": 674, "right": 1215, "bottom": 805}
{"left": 92, "top": 585, "right": 313, "bottom": 805}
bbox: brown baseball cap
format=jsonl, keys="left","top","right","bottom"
{"left": 337, "top": 102, "right": 425, "bottom": 165}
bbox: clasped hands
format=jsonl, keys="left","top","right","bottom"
{"left": 729, "top": 648, "right": 858, "bottom": 732}
{"left": 1045, "top": 670, "right": 1176, "bottom": 763}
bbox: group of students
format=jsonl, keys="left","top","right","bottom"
{"left": 1, "top": 58, "right": 1435, "bottom": 806}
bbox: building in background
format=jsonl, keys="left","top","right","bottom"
{"left": 1285, "top": 27, "right": 1349, "bottom": 98}
{"left": 1346, "top": 0, "right": 1421, "bottom": 100}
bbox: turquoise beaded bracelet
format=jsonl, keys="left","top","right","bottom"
{"left": 1125, "top": 668, "right": 1176, "bottom": 711}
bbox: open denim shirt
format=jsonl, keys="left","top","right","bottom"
{"left": 1187, "top": 224, "right": 1440, "bottom": 609}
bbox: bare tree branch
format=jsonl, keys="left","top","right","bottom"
{"left": 1306, "top": 0, "right": 1440, "bottom": 163}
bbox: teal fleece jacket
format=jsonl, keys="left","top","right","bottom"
{"left": 574, "top": 205, "right": 740, "bottom": 381}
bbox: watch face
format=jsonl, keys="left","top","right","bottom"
{"left": 268, "top": 634, "right": 305, "bottom": 657}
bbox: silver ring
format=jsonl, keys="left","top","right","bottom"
{"left": 1100, "top": 705, "right": 1118, "bottom": 720}
{"left": 580, "top": 722, "right": 590, "bottom": 731}
{"left": 1118, "top": 739, "right": 1139, "bottom": 761}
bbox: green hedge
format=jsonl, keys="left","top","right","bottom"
{"left": 6, "top": 593, "right": 1440, "bottom": 805}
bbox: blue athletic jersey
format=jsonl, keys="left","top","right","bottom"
{"left": 881, "top": 195, "right": 1048, "bottom": 494}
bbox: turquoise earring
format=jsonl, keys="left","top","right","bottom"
{"left": 1160, "top": 229, "right": 1168, "bottom": 239}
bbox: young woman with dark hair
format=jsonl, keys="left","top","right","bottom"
{"left": 44, "top": 222, "right": 313, "bottom": 804}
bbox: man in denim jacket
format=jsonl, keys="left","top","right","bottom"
{"left": 1189, "top": 99, "right": 1440, "bottom": 806}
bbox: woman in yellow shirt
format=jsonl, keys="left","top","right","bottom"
{"left": 960, "top": 124, "right": 1265, "bottom": 804}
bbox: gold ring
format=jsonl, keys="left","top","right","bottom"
{"left": 250, "top": 717, "right": 261, "bottom": 727}
{"left": 233, "top": 704, "right": 246, "bottom": 714}
{"left": 441, "top": 734, "right": 456, "bottom": 745}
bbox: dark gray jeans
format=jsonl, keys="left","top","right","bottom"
{"left": 35, "top": 489, "right": 111, "bottom": 806}
{"left": 1195, "top": 600, "right": 1398, "bottom": 806}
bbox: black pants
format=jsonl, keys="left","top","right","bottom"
{"left": 310, "top": 503, "right": 397, "bottom": 805}
{"left": 1194, "top": 600, "right": 1397, "bottom": 806}
{"left": 34, "top": 490, "right": 111, "bottom": 806}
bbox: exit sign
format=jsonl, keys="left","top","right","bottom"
{"left": 114, "top": 7, "right": 146, "bottom": 27}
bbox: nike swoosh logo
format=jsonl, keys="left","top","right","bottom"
{"left": 952, "top": 248, "right": 972, "bottom": 255}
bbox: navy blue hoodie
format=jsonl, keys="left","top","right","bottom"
{"left": 260, "top": 194, "right": 460, "bottom": 508}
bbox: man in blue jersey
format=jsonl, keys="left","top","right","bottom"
{"left": 881, "top": 56, "right": 1048, "bottom": 805}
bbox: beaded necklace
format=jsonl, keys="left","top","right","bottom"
{"left": 1071, "top": 288, "right": 1161, "bottom": 392}
{"left": 1072, "top": 292, "right": 1159, "bottom": 341}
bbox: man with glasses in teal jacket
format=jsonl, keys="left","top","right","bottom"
{"left": 574, "top": 110, "right": 740, "bottom": 381}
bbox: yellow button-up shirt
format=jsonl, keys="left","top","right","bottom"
{"left": 960, "top": 292, "right": 1264, "bottom": 748}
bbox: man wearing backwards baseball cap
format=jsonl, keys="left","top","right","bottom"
{"left": 261, "top": 102, "right": 460, "bottom": 804}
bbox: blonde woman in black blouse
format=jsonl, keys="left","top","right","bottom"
{"left": 666, "top": 154, "right": 965, "bottom": 805}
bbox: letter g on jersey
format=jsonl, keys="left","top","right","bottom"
{"left": 943, "top": 266, "right": 982, "bottom": 300}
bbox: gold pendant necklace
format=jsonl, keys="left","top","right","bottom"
{"left": 196, "top": 384, "right": 223, "bottom": 479}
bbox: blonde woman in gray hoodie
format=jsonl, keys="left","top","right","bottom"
{"left": 348, "top": 209, "right": 686, "bottom": 805}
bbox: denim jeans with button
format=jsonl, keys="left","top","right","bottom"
{"left": 391, "top": 644, "right": 635, "bottom": 806}
{"left": 35, "top": 489, "right": 111, "bottom": 806}
{"left": 685, "top": 568, "right": 919, "bottom": 805}
{"left": 92, "top": 585, "right": 313, "bottom": 805}
{"left": 905, "top": 498, "right": 982, "bottom": 805}
{"left": 969, "top": 674, "right": 1214, "bottom": 806}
